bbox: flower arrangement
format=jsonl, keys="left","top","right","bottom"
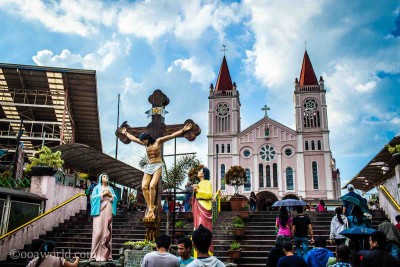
{"left": 224, "top": 166, "right": 247, "bottom": 196}
{"left": 123, "top": 240, "right": 156, "bottom": 250}
{"left": 188, "top": 163, "right": 204, "bottom": 184}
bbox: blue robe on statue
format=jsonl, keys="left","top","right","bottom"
{"left": 90, "top": 173, "right": 117, "bottom": 261}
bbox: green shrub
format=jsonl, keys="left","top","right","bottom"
{"left": 230, "top": 241, "right": 240, "bottom": 250}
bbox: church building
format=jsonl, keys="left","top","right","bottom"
{"left": 207, "top": 51, "right": 341, "bottom": 208}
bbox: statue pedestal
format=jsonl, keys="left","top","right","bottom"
{"left": 124, "top": 250, "right": 151, "bottom": 267}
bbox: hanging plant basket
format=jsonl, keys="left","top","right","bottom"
{"left": 228, "top": 248, "right": 242, "bottom": 259}
{"left": 233, "top": 227, "right": 246, "bottom": 236}
{"left": 30, "top": 166, "right": 57, "bottom": 176}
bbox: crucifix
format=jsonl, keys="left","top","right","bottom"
{"left": 115, "top": 89, "right": 201, "bottom": 240}
{"left": 262, "top": 104, "right": 270, "bottom": 118}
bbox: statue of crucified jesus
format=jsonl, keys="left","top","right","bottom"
{"left": 119, "top": 123, "right": 193, "bottom": 220}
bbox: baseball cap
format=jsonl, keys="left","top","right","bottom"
{"left": 347, "top": 184, "right": 354, "bottom": 191}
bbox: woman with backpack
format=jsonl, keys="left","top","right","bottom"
{"left": 330, "top": 207, "right": 348, "bottom": 246}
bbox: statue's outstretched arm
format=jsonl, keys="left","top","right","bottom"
{"left": 120, "top": 127, "right": 144, "bottom": 145}
{"left": 158, "top": 123, "right": 193, "bottom": 143}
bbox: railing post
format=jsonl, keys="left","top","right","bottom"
{"left": 1, "top": 195, "right": 11, "bottom": 235}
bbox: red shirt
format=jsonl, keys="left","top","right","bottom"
{"left": 169, "top": 201, "right": 175, "bottom": 212}
{"left": 396, "top": 223, "right": 400, "bottom": 231}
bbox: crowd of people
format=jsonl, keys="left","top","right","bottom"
{"left": 266, "top": 184, "right": 400, "bottom": 267}
{"left": 141, "top": 224, "right": 224, "bottom": 267}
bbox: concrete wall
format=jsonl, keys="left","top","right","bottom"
{"left": 378, "top": 165, "right": 400, "bottom": 224}
{"left": 0, "top": 176, "right": 86, "bottom": 260}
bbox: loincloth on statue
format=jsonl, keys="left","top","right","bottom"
{"left": 144, "top": 162, "right": 163, "bottom": 175}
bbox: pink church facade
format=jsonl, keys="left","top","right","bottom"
{"left": 207, "top": 52, "right": 341, "bottom": 205}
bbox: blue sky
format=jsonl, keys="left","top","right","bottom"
{"left": 0, "top": 0, "right": 399, "bottom": 194}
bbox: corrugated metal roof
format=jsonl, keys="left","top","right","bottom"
{"left": 0, "top": 63, "right": 102, "bottom": 152}
{"left": 343, "top": 136, "right": 400, "bottom": 193}
{"left": 52, "top": 143, "right": 144, "bottom": 189}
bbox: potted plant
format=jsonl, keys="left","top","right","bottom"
{"left": 225, "top": 166, "right": 247, "bottom": 211}
{"left": 26, "top": 146, "right": 64, "bottom": 176}
{"left": 228, "top": 241, "right": 241, "bottom": 260}
{"left": 239, "top": 203, "right": 250, "bottom": 220}
{"left": 387, "top": 144, "right": 400, "bottom": 165}
{"left": 232, "top": 216, "right": 246, "bottom": 236}
{"left": 175, "top": 220, "right": 186, "bottom": 237}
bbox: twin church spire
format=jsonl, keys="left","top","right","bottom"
{"left": 214, "top": 49, "right": 320, "bottom": 90}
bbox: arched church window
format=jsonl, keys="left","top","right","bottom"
{"left": 286, "top": 167, "right": 294, "bottom": 190}
{"left": 216, "top": 144, "right": 219, "bottom": 154}
{"left": 259, "top": 164, "right": 264, "bottom": 187}
{"left": 222, "top": 144, "right": 225, "bottom": 153}
{"left": 227, "top": 144, "right": 231, "bottom": 153}
{"left": 312, "top": 161, "right": 319, "bottom": 189}
{"left": 266, "top": 165, "right": 271, "bottom": 187}
{"left": 317, "top": 140, "right": 322, "bottom": 150}
{"left": 259, "top": 144, "right": 276, "bottom": 162}
{"left": 273, "top": 163, "right": 278, "bottom": 187}
{"left": 244, "top": 168, "right": 251, "bottom": 191}
{"left": 305, "top": 141, "right": 309, "bottom": 151}
{"left": 221, "top": 164, "right": 226, "bottom": 190}
{"left": 311, "top": 141, "right": 315, "bottom": 150}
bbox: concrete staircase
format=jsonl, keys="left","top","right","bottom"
{"left": 212, "top": 210, "right": 387, "bottom": 267}
{"left": 0, "top": 209, "right": 387, "bottom": 266}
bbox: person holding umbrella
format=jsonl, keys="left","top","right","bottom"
{"left": 341, "top": 184, "right": 364, "bottom": 216}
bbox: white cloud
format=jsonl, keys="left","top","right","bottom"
{"left": 32, "top": 39, "right": 130, "bottom": 71}
{"left": 32, "top": 49, "right": 83, "bottom": 67}
{"left": 355, "top": 80, "right": 378, "bottom": 92}
{"left": 82, "top": 41, "right": 121, "bottom": 71}
{"left": 243, "top": 0, "right": 326, "bottom": 87}
{"left": 117, "top": 1, "right": 244, "bottom": 43}
{"left": 168, "top": 57, "right": 215, "bottom": 87}
{"left": 123, "top": 77, "right": 143, "bottom": 95}
{"left": 0, "top": 0, "right": 116, "bottom": 36}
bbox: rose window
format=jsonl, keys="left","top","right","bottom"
{"left": 259, "top": 144, "right": 276, "bottom": 162}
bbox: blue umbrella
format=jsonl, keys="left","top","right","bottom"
{"left": 272, "top": 199, "right": 307, "bottom": 207}
{"left": 339, "top": 227, "right": 376, "bottom": 239}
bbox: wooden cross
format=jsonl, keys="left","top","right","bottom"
{"left": 262, "top": 104, "right": 270, "bottom": 118}
{"left": 115, "top": 89, "right": 201, "bottom": 240}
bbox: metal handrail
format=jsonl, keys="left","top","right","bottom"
{"left": 213, "top": 189, "right": 221, "bottom": 212}
{"left": 379, "top": 185, "right": 400, "bottom": 211}
{"left": 0, "top": 192, "right": 86, "bottom": 241}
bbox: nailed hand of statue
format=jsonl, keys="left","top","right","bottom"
{"left": 182, "top": 119, "right": 201, "bottom": 141}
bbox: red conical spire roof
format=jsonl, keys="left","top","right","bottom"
{"left": 299, "top": 50, "right": 318, "bottom": 86}
{"left": 215, "top": 56, "right": 233, "bottom": 91}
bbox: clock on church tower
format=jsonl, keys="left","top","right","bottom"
{"left": 217, "top": 103, "right": 230, "bottom": 116}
